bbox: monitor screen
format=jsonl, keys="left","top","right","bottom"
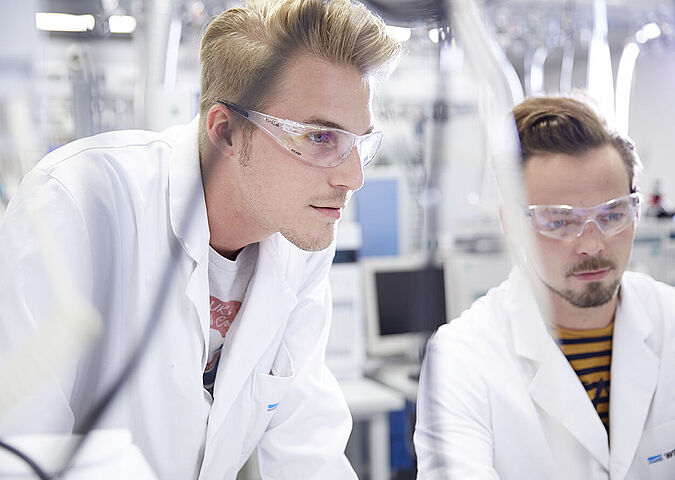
{"left": 376, "top": 266, "right": 446, "bottom": 336}
{"left": 362, "top": 254, "right": 450, "bottom": 358}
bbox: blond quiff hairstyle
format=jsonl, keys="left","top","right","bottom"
{"left": 198, "top": 0, "right": 401, "bottom": 144}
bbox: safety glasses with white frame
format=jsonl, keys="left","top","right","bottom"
{"left": 217, "top": 101, "right": 384, "bottom": 168}
{"left": 525, "top": 192, "right": 642, "bottom": 241}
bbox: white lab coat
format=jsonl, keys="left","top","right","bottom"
{"left": 415, "top": 267, "right": 675, "bottom": 480}
{"left": 0, "top": 118, "right": 356, "bottom": 480}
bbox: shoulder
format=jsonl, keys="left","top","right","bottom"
{"left": 419, "top": 277, "right": 517, "bottom": 423}
{"left": 622, "top": 271, "right": 675, "bottom": 310}
{"left": 435, "top": 274, "right": 513, "bottom": 342}
{"left": 622, "top": 270, "right": 673, "bottom": 291}
{"left": 39, "top": 128, "right": 175, "bottom": 173}
{"left": 11, "top": 125, "right": 194, "bottom": 236}
{"left": 32, "top": 126, "right": 193, "bottom": 194}
{"left": 428, "top": 274, "right": 514, "bottom": 365}
{"left": 24, "top": 126, "right": 189, "bottom": 206}
{"left": 621, "top": 271, "right": 675, "bottom": 332}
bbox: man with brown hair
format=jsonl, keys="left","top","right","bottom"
{"left": 415, "top": 96, "right": 675, "bottom": 479}
{"left": 0, "top": 1, "right": 400, "bottom": 478}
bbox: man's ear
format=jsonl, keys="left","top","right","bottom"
{"left": 206, "top": 103, "right": 236, "bottom": 154}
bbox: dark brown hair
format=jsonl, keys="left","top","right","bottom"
{"left": 513, "top": 96, "right": 640, "bottom": 191}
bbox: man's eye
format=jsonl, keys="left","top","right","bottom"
{"left": 601, "top": 212, "right": 624, "bottom": 222}
{"left": 547, "top": 219, "right": 568, "bottom": 229}
{"left": 306, "top": 132, "right": 332, "bottom": 143}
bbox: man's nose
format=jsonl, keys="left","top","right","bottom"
{"left": 575, "top": 219, "right": 605, "bottom": 256}
{"left": 328, "top": 148, "right": 365, "bottom": 192}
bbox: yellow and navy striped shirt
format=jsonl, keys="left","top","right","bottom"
{"left": 553, "top": 321, "right": 614, "bottom": 431}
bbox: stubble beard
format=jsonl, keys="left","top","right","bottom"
{"left": 238, "top": 130, "right": 337, "bottom": 252}
{"left": 545, "top": 257, "right": 621, "bottom": 308}
{"left": 280, "top": 223, "right": 335, "bottom": 251}
{"left": 547, "top": 278, "right": 620, "bottom": 308}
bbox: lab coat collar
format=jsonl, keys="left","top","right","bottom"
{"left": 507, "top": 266, "right": 610, "bottom": 470}
{"left": 609, "top": 276, "right": 659, "bottom": 480}
{"left": 508, "top": 267, "right": 550, "bottom": 361}
{"left": 166, "top": 117, "right": 212, "bottom": 366}
{"left": 167, "top": 116, "right": 209, "bottom": 263}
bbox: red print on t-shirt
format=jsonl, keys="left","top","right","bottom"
{"left": 209, "top": 296, "right": 242, "bottom": 337}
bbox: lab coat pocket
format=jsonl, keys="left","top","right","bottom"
{"left": 634, "top": 418, "right": 675, "bottom": 479}
{"left": 240, "top": 341, "right": 296, "bottom": 461}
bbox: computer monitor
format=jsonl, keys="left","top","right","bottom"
{"left": 362, "top": 254, "right": 450, "bottom": 358}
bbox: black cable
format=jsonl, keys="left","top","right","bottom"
{"left": 0, "top": 439, "right": 53, "bottom": 480}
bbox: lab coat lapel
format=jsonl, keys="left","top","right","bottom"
{"left": 184, "top": 260, "right": 210, "bottom": 366}
{"left": 528, "top": 347, "right": 610, "bottom": 470}
{"left": 609, "top": 286, "right": 659, "bottom": 480}
{"left": 206, "top": 237, "right": 298, "bottom": 434}
{"left": 509, "top": 268, "right": 610, "bottom": 470}
{"left": 167, "top": 117, "right": 209, "bottom": 263}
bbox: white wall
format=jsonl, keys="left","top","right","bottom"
{"left": 628, "top": 49, "right": 675, "bottom": 199}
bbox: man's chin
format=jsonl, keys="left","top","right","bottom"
{"left": 555, "top": 278, "right": 621, "bottom": 308}
{"left": 281, "top": 227, "right": 334, "bottom": 252}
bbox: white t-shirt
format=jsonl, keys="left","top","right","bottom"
{"left": 203, "top": 243, "right": 258, "bottom": 395}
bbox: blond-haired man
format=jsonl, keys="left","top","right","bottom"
{"left": 0, "top": 1, "right": 400, "bottom": 478}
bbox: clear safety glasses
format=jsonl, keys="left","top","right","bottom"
{"left": 525, "top": 193, "right": 642, "bottom": 241}
{"left": 217, "top": 101, "right": 383, "bottom": 168}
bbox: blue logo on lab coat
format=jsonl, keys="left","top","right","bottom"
{"left": 267, "top": 402, "right": 279, "bottom": 412}
{"left": 647, "top": 454, "right": 663, "bottom": 465}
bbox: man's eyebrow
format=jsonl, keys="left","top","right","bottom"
{"left": 304, "top": 116, "right": 374, "bottom": 135}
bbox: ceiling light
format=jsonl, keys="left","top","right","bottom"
{"left": 642, "top": 22, "right": 661, "bottom": 40}
{"left": 385, "top": 25, "right": 411, "bottom": 42}
{"left": 35, "top": 12, "right": 95, "bottom": 32}
{"left": 109, "top": 15, "right": 137, "bottom": 34}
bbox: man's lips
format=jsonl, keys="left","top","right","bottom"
{"left": 570, "top": 268, "right": 611, "bottom": 282}
{"left": 310, "top": 205, "right": 343, "bottom": 220}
